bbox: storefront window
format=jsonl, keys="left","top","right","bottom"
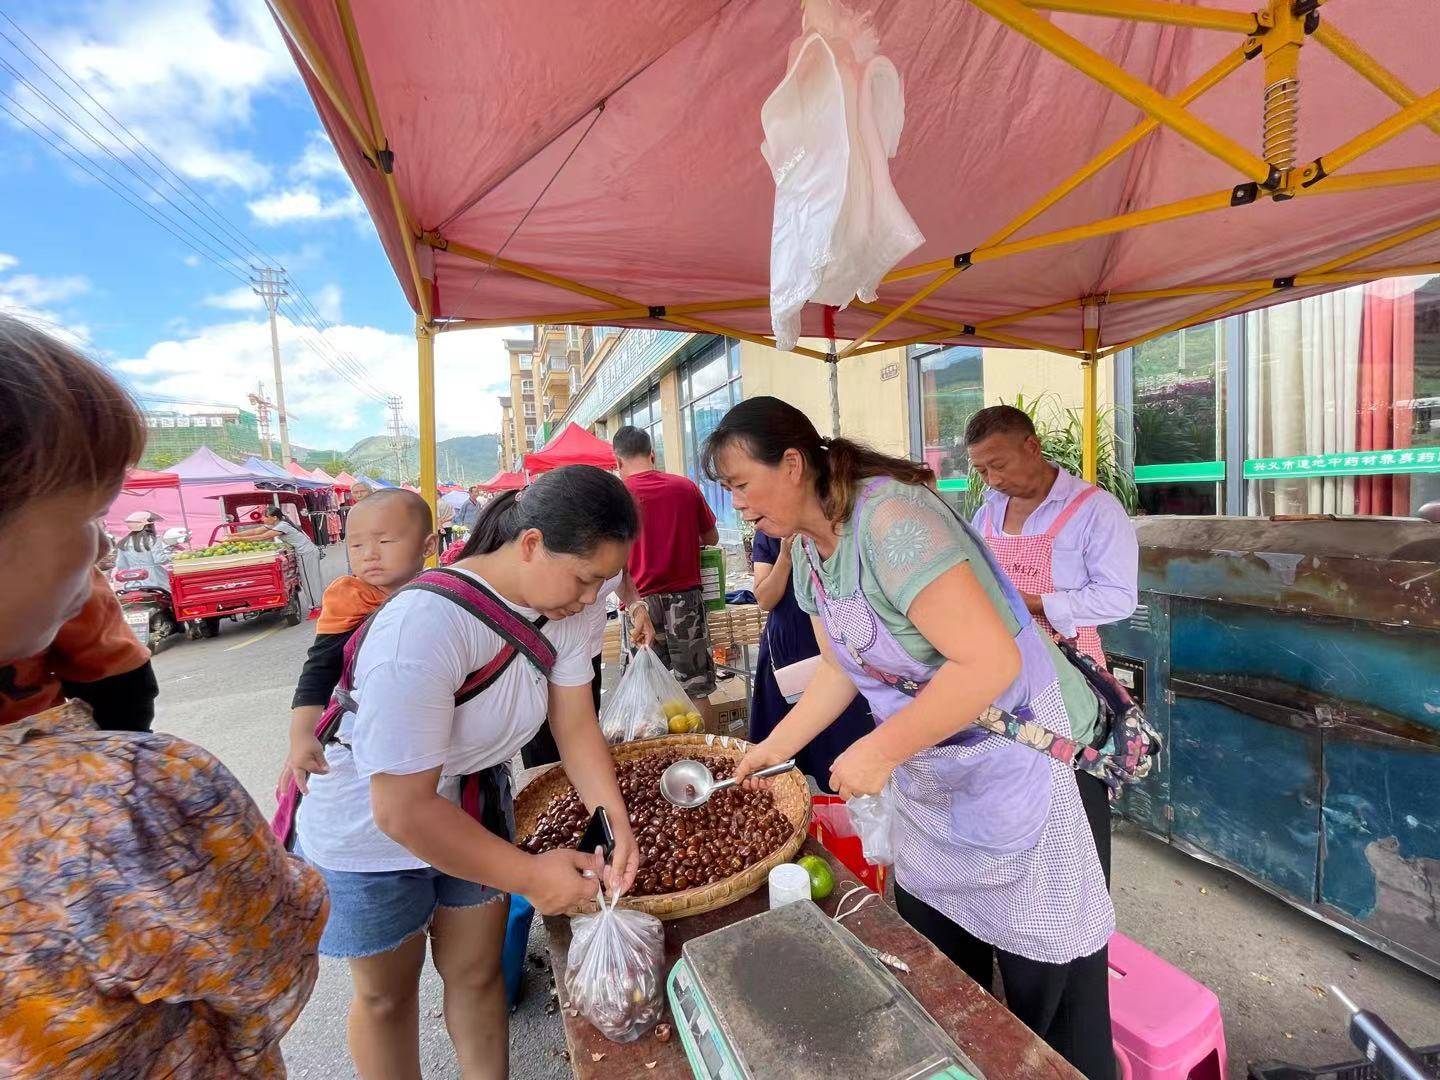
{"left": 622, "top": 384, "right": 665, "bottom": 470}
{"left": 1246, "top": 276, "right": 1440, "bottom": 516}
{"left": 682, "top": 339, "right": 744, "bottom": 536}
{"left": 911, "top": 344, "right": 983, "bottom": 482}
{"left": 1131, "top": 322, "right": 1227, "bottom": 515}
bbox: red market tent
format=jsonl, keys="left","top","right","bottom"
{"left": 334, "top": 471, "right": 359, "bottom": 489}
{"left": 523, "top": 423, "right": 618, "bottom": 474}
{"left": 271, "top": 0, "right": 1440, "bottom": 489}
{"left": 122, "top": 468, "right": 180, "bottom": 492}
{"left": 479, "top": 470, "right": 527, "bottom": 493}
{"left": 310, "top": 465, "right": 338, "bottom": 484}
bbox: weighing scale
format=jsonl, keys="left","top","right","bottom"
{"left": 666, "top": 900, "right": 985, "bottom": 1080}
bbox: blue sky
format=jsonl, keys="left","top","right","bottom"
{"left": 0, "top": 0, "right": 518, "bottom": 452}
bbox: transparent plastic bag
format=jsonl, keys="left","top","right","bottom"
{"left": 601, "top": 647, "right": 699, "bottom": 744}
{"left": 564, "top": 888, "right": 666, "bottom": 1043}
{"left": 845, "top": 788, "right": 895, "bottom": 866}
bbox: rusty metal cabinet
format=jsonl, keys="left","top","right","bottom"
{"left": 1101, "top": 517, "right": 1440, "bottom": 978}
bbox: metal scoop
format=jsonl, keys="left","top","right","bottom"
{"left": 660, "top": 757, "right": 797, "bottom": 809}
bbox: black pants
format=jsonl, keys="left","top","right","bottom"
{"left": 520, "top": 655, "right": 603, "bottom": 770}
{"left": 895, "top": 884, "right": 1115, "bottom": 1080}
{"left": 1076, "top": 769, "right": 1113, "bottom": 888}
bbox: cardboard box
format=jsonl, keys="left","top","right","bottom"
{"left": 701, "top": 678, "right": 750, "bottom": 738}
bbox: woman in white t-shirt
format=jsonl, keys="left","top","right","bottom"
{"left": 294, "top": 465, "right": 641, "bottom": 1080}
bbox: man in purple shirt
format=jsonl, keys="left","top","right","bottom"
{"left": 966, "top": 404, "right": 1138, "bottom": 884}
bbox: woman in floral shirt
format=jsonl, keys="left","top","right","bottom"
{"left": 0, "top": 314, "right": 326, "bottom": 1077}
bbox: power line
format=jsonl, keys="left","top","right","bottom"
{"left": 0, "top": 8, "right": 401, "bottom": 403}
{"left": 0, "top": 93, "right": 249, "bottom": 284}
{"left": 0, "top": 9, "right": 275, "bottom": 271}
{"left": 0, "top": 52, "right": 252, "bottom": 279}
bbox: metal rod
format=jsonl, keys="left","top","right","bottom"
{"left": 969, "top": 0, "right": 1276, "bottom": 184}
{"left": 1020, "top": 0, "right": 1257, "bottom": 32}
{"left": 1314, "top": 23, "right": 1440, "bottom": 138}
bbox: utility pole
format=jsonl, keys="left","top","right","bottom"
{"left": 251, "top": 268, "right": 292, "bottom": 465}
{"left": 386, "top": 395, "right": 406, "bottom": 483}
{"left": 248, "top": 381, "right": 274, "bottom": 459}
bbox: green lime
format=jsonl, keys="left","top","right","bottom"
{"left": 796, "top": 855, "right": 834, "bottom": 900}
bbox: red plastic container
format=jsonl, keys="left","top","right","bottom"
{"left": 808, "top": 794, "right": 887, "bottom": 894}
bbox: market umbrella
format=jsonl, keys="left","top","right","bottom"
{"left": 523, "top": 422, "right": 618, "bottom": 473}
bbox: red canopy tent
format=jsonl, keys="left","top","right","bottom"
{"left": 334, "top": 471, "right": 359, "bottom": 490}
{"left": 479, "top": 470, "right": 527, "bottom": 493}
{"left": 122, "top": 468, "right": 180, "bottom": 492}
{"left": 523, "top": 423, "right": 618, "bottom": 474}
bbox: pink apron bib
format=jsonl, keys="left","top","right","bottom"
{"left": 982, "top": 486, "right": 1106, "bottom": 666}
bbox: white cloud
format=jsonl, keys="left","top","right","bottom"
{"left": 182, "top": 254, "right": 202, "bottom": 269}
{"left": 0, "top": 256, "right": 90, "bottom": 344}
{"left": 0, "top": 272, "right": 89, "bottom": 307}
{"left": 12, "top": 1, "right": 295, "bottom": 192}
{"left": 433, "top": 326, "right": 525, "bottom": 441}
{"left": 115, "top": 313, "right": 412, "bottom": 450}
{"left": 202, "top": 286, "right": 262, "bottom": 312}
{"left": 291, "top": 130, "right": 349, "bottom": 184}
{"left": 247, "top": 187, "right": 365, "bottom": 225}
{"left": 312, "top": 283, "right": 343, "bottom": 323}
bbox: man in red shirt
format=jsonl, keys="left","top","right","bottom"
{"left": 614, "top": 426, "right": 719, "bottom": 695}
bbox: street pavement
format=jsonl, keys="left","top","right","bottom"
{"left": 149, "top": 550, "right": 1440, "bottom": 1079}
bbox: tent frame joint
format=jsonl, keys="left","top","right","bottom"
{"left": 376, "top": 145, "right": 395, "bottom": 174}
{"left": 1272, "top": 275, "right": 1296, "bottom": 289}
{"left": 648, "top": 305, "right": 666, "bottom": 319}
{"left": 1230, "top": 182, "right": 1260, "bottom": 206}
{"left": 1300, "top": 159, "right": 1328, "bottom": 187}
{"left": 953, "top": 250, "right": 974, "bottom": 269}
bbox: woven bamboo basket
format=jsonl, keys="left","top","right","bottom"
{"left": 514, "top": 733, "right": 811, "bottom": 921}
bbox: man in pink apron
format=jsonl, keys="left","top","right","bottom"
{"left": 966, "top": 404, "right": 1138, "bottom": 884}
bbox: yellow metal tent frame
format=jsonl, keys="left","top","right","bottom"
{"left": 271, "top": 0, "right": 1440, "bottom": 524}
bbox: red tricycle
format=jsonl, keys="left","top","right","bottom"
{"left": 169, "top": 520, "right": 302, "bottom": 640}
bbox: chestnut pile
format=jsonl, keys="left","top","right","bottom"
{"left": 520, "top": 751, "right": 794, "bottom": 896}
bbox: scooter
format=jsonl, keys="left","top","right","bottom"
{"left": 112, "top": 570, "right": 179, "bottom": 652}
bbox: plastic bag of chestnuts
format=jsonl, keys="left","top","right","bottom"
{"left": 564, "top": 886, "right": 666, "bottom": 1043}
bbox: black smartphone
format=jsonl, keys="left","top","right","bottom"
{"left": 576, "top": 806, "right": 615, "bottom": 862}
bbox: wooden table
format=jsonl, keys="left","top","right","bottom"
{"left": 541, "top": 839, "right": 1081, "bottom": 1080}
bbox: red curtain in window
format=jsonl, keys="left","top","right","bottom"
{"left": 1356, "top": 283, "right": 1415, "bottom": 515}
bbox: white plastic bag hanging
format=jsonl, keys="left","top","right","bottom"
{"left": 601, "top": 647, "right": 700, "bottom": 744}
{"left": 564, "top": 888, "right": 666, "bottom": 1043}
{"left": 761, "top": 0, "right": 924, "bottom": 351}
{"left": 845, "top": 787, "right": 895, "bottom": 866}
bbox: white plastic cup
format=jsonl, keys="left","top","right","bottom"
{"left": 768, "top": 863, "right": 812, "bottom": 909}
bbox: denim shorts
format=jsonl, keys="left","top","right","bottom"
{"left": 296, "top": 844, "right": 504, "bottom": 959}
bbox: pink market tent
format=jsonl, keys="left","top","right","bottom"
{"left": 106, "top": 447, "right": 269, "bottom": 543}
{"left": 271, "top": 0, "right": 1440, "bottom": 485}
{"left": 479, "top": 470, "right": 527, "bottom": 493}
{"left": 523, "top": 423, "right": 618, "bottom": 474}
{"left": 310, "top": 465, "right": 338, "bottom": 484}
{"left": 334, "top": 471, "right": 359, "bottom": 490}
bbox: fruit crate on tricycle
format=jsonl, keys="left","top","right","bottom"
{"left": 168, "top": 525, "right": 301, "bottom": 639}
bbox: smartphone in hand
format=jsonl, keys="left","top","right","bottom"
{"left": 576, "top": 806, "right": 615, "bottom": 862}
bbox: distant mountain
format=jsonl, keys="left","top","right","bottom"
{"left": 301, "top": 433, "right": 500, "bottom": 485}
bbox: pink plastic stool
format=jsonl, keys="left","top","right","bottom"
{"left": 1109, "top": 932, "right": 1227, "bottom": 1080}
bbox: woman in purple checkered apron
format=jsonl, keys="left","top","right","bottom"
{"left": 705, "top": 398, "right": 1115, "bottom": 1080}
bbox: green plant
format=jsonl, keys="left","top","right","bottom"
{"left": 959, "top": 393, "right": 1139, "bottom": 517}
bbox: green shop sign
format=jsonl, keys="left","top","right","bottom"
{"left": 1244, "top": 449, "right": 1440, "bottom": 479}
